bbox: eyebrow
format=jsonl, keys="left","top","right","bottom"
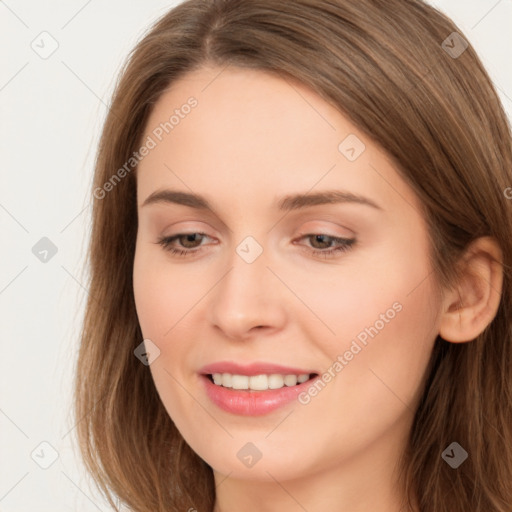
{"left": 141, "top": 189, "right": 382, "bottom": 212}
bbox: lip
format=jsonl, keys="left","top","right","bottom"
{"left": 199, "top": 361, "right": 319, "bottom": 416}
{"left": 199, "top": 361, "right": 315, "bottom": 376}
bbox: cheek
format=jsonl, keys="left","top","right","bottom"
{"left": 287, "top": 236, "right": 439, "bottom": 412}
{"left": 133, "top": 243, "right": 207, "bottom": 340}
{"left": 322, "top": 270, "right": 437, "bottom": 363}
{"left": 303, "top": 268, "right": 438, "bottom": 436}
{"left": 132, "top": 247, "right": 205, "bottom": 423}
{"left": 132, "top": 244, "right": 213, "bottom": 401}
{"left": 276, "top": 239, "right": 437, "bottom": 359}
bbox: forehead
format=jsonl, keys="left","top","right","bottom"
{"left": 141, "top": 65, "right": 346, "bottom": 162}
{"left": 136, "top": 65, "right": 421, "bottom": 217}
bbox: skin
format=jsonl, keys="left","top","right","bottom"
{"left": 132, "top": 65, "right": 503, "bottom": 512}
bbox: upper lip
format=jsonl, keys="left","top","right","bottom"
{"left": 199, "top": 361, "right": 317, "bottom": 376}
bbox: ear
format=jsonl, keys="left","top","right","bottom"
{"left": 439, "top": 236, "right": 503, "bottom": 343}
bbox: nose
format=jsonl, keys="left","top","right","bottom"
{"left": 208, "top": 243, "right": 288, "bottom": 341}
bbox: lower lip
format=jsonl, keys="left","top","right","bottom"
{"left": 201, "top": 375, "right": 317, "bottom": 416}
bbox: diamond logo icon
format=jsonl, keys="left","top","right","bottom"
{"left": 441, "top": 441, "right": 468, "bottom": 469}
{"left": 338, "top": 134, "right": 366, "bottom": 162}
{"left": 134, "top": 339, "right": 161, "bottom": 366}
{"left": 441, "top": 32, "right": 468, "bottom": 59}
{"left": 31, "top": 31, "right": 59, "bottom": 59}
{"left": 236, "top": 236, "right": 263, "bottom": 264}
{"left": 32, "top": 237, "right": 58, "bottom": 263}
{"left": 31, "top": 441, "right": 59, "bottom": 469}
{"left": 236, "top": 442, "right": 262, "bottom": 468}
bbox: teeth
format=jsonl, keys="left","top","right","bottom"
{"left": 249, "top": 374, "right": 268, "bottom": 391}
{"left": 231, "top": 375, "right": 249, "bottom": 390}
{"left": 284, "top": 374, "right": 297, "bottom": 386}
{"left": 222, "top": 373, "right": 232, "bottom": 388}
{"left": 211, "top": 372, "right": 311, "bottom": 391}
{"left": 268, "top": 374, "right": 284, "bottom": 389}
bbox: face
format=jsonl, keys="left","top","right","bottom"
{"left": 133, "top": 65, "right": 442, "bottom": 484}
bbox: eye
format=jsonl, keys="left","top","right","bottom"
{"left": 296, "top": 234, "right": 356, "bottom": 259}
{"left": 155, "top": 232, "right": 356, "bottom": 259}
{"left": 156, "top": 232, "right": 211, "bottom": 257}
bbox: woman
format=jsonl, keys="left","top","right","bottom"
{"left": 74, "top": 0, "right": 512, "bottom": 510}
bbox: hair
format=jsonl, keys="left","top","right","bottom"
{"left": 73, "top": 0, "right": 512, "bottom": 510}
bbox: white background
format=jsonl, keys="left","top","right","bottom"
{"left": 1, "top": 0, "right": 511, "bottom": 510}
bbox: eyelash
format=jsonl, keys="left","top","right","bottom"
{"left": 155, "top": 232, "right": 356, "bottom": 259}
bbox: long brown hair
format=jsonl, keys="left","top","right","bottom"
{"left": 74, "top": 0, "right": 512, "bottom": 510}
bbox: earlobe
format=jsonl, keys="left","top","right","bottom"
{"left": 438, "top": 237, "right": 503, "bottom": 343}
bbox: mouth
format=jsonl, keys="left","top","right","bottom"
{"left": 198, "top": 362, "right": 320, "bottom": 416}
{"left": 206, "top": 372, "right": 318, "bottom": 391}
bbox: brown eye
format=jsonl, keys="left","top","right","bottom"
{"left": 156, "top": 232, "right": 211, "bottom": 256}
{"left": 175, "top": 233, "right": 205, "bottom": 249}
{"left": 297, "top": 234, "right": 356, "bottom": 259}
{"left": 308, "top": 234, "right": 336, "bottom": 249}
